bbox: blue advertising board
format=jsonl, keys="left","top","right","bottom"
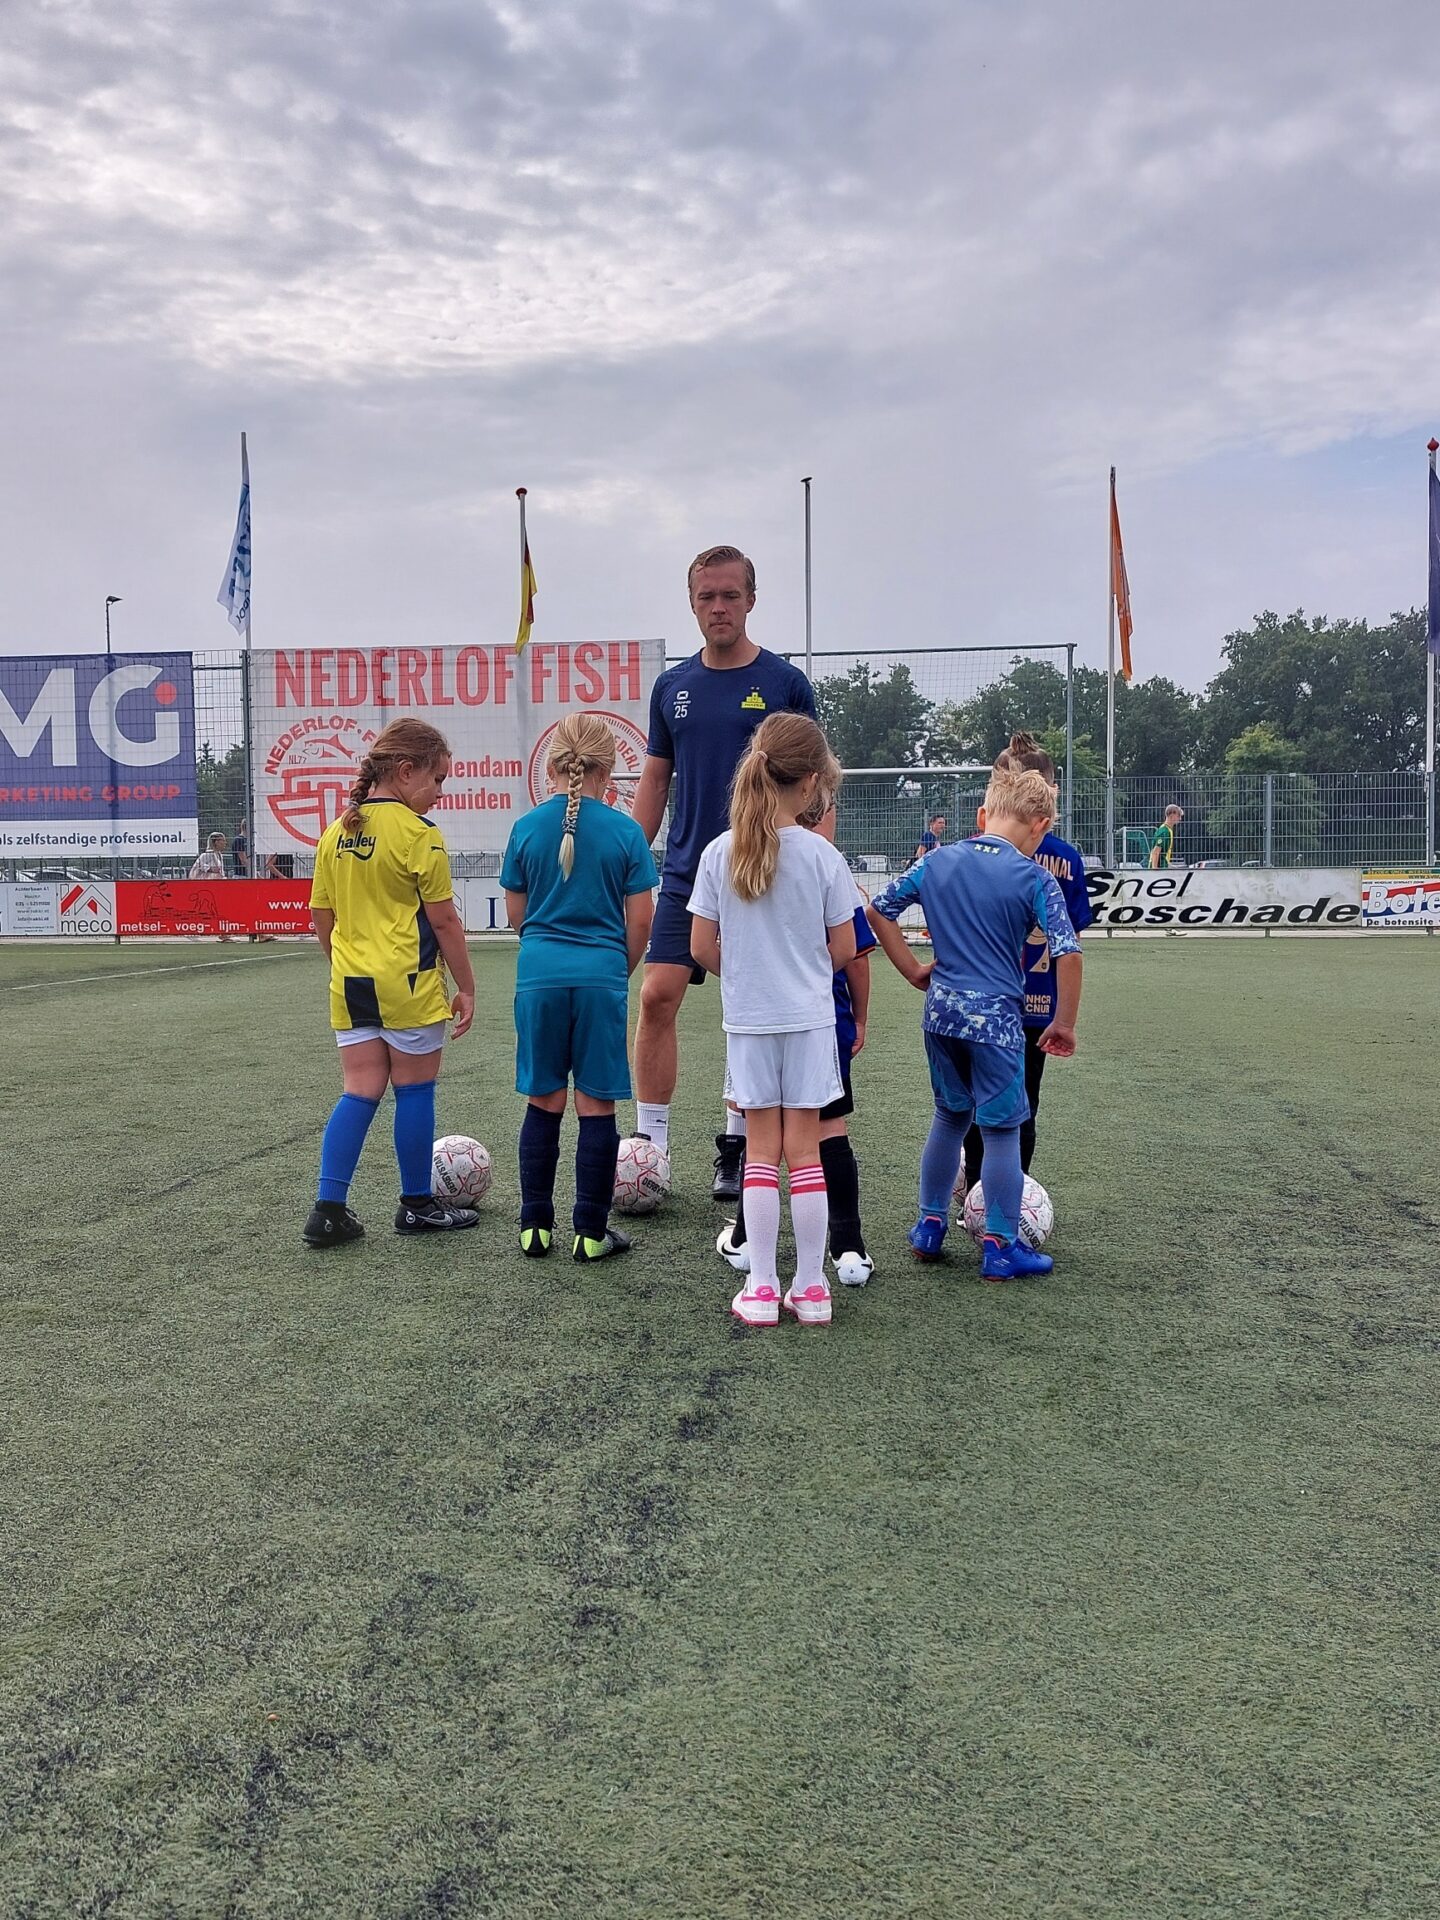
{"left": 0, "top": 652, "right": 198, "bottom": 859}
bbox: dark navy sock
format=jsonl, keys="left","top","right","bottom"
{"left": 393, "top": 1081, "right": 437, "bottom": 1201}
{"left": 820, "top": 1133, "right": 865, "bottom": 1257}
{"left": 573, "top": 1114, "right": 620, "bottom": 1239}
{"left": 519, "top": 1104, "right": 563, "bottom": 1228}
{"left": 317, "top": 1092, "right": 381, "bottom": 1204}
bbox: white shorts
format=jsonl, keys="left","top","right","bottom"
{"left": 724, "top": 1028, "right": 843, "bottom": 1112}
{"left": 336, "top": 1022, "right": 447, "bottom": 1055}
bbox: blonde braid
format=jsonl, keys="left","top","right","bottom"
{"left": 558, "top": 756, "right": 586, "bottom": 880}
{"left": 342, "top": 756, "right": 378, "bottom": 835}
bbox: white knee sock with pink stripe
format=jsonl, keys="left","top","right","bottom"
{"left": 789, "top": 1163, "right": 829, "bottom": 1291}
{"left": 742, "top": 1163, "right": 781, "bottom": 1292}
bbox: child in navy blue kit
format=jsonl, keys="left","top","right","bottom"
{"left": 867, "top": 767, "right": 1082, "bottom": 1282}
{"left": 716, "top": 762, "right": 877, "bottom": 1287}
{"left": 500, "top": 715, "right": 658, "bottom": 1262}
{"left": 963, "top": 730, "right": 1093, "bottom": 1192}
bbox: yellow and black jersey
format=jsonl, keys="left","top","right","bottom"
{"left": 310, "top": 801, "right": 455, "bottom": 1031}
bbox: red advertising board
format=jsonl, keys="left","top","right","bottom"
{"left": 116, "top": 878, "right": 313, "bottom": 938}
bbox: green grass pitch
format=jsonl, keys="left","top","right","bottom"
{"left": 1, "top": 935, "right": 1436, "bottom": 1918}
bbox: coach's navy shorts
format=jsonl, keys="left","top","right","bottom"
{"left": 515, "top": 984, "right": 632, "bottom": 1100}
{"left": 645, "top": 887, "right": 707, "bottom": 982}
{"left": 924, "top": 1030, "right": 1030, "bottom": 1129}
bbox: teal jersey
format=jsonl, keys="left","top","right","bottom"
{"left": 501, "top": 796, "right": 657, "bottom": 989}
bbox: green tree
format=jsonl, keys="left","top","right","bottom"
{"left": 1200, "top": 609, "right": 1428, "bottom": 770}
{"left": 929, "top": 660, "right": 1199, "bottom": 775}
{"left": 1206, "top": 723, "right": 1321, "bottom": 863}
{"left": 196, "top": 741, "right": 248, "bottom": 843}
{"left": 814, "top": 663, "right": 933, "bottom": 767}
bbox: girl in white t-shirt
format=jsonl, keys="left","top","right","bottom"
{"left": 688, "top": 714, "right": 857, "bottom": 1328}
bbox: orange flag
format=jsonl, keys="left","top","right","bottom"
{"left": 1110, "top": 467, "right": 1134, "bottom": 683}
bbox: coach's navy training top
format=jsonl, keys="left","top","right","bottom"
{"left": 870, "top": 834, "right": 1079, "bottom": 1050}
{"left": 647, "top": 648, "right": 815, "bottom": 895}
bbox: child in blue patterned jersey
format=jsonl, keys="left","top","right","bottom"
{"left": 867, "top": 768, "right": 1082, "bottom": 1282}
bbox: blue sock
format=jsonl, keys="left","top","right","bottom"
{"left": 981, "top": 1125, "right": 1023, "bottom": 1242}
{"left": 520, "top": 1104, "right": 563, "bottom": 1228}
{"left": 919, "top": 1103, "right": 971, "bottom": 1219}
{"left": 574, "top": 1114, "right": 620, "bottom": 1239}
{"left": 317, "top": 1093, "right": 380, "bottom": 1205}
{"left": 393, "top": 1081, "right": 437, "bottom": 1201}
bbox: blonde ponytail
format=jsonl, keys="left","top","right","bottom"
{"left": 728, "top": 713, "right": 834, "bottom": 901}
{"left": 547, "top": 713, "right": 619, "bottom": 882}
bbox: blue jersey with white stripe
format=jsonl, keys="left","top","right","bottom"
{"left": 869, "top": 834, "right": 1079, "bottom": 1049}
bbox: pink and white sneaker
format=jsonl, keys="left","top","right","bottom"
{"left": 731, "top": 1282, "right": 780, "bottom": 1327}
{"left": 783, "top": 1281, "right": 833, "bottom": 1327}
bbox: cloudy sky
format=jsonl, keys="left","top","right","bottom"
{"left": 2, "top": 0, "right": 1436, "bottom": 696}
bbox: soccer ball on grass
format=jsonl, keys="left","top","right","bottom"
{"left": 613, "top": 1135, "right": 671, "bottom": 1215}
{"left": 432, "top": 1134, "right": 493, "bottom": 1207}
{"left": 960, "top": 1174, "right": 1054, "bottom": 1250}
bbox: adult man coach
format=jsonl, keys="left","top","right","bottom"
{"left": 631, "top": 545, "right": 815, "bottom": 1195}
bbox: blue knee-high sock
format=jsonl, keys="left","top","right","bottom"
{"left": 519, "top": 1105, "right": 563, "bottom": 1228}
{"left": 393, "top": 1081, "right": 437, "bottom": 1201}
{"left": 574, "top": 1114, "right": 620, "bottom": 1239}
{"left": 980, "top": 1125, "right": 1024, "bottom": 1242}
{"left": 317, "top": 1093, "right": 380, "bottom": 1204}
{"left": 919, "top": 1104, "right": 971, "bottom": 1218}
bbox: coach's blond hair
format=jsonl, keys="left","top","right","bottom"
{"left": 342, "top": 718, "right": 451, "bottom": 834}
{"left": 983, "top": 768, "right": 1056, "bottom": 826}
{"left": 728, "top": 713, "right": 834, "bottom": 901}
{"left": 547, "top": 713, "right": 618, "bottom": 880}
{"left": 687, "top": 544, "right": 756, "bottom": 596}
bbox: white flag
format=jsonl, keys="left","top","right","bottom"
{"left": 217, "top": 436, "right": 252, "bottom": 632}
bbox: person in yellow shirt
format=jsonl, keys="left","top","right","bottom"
{"left": 304, "top": 718, "right": 479, "bottom": 1247}
{"left": 1149, "top": 804, "right": 1183, "bottom": 869}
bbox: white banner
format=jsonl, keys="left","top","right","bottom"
{"left": 1362, "top": 873, "right": 1440, "bottom": 929}
{"left": 0, "top": 879, "right": 116, "bottom": 938}
{"left": 247, "top": 641, "right": 663, "bottom": 857}
{"left": 1086, "top": 867, "right": 1362, "bottom": 930}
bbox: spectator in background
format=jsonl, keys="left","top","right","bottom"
{"left": 913, "top": 814, "right": 946, "bottom": 864}
{"left": 232, "top": 819, "right": 250, "bottom": 876}
{"left": 1149, "top": 805, "right": 1184, "bottom": 870}
{"left": 189, "top": 832, "right": 233, "bottom": 941}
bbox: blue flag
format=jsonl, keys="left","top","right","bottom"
{"left": 1429, "top": 460, "right": 1440, "bottom": 658}
{"left": 218, "top": 436, "right": 252, "bottom": 633}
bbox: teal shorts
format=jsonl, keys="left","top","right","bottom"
{"left": 924, "top": 1029, "right": 1030, "bottom": 1129}
{"left": 515, "top": 983, "right": 632, "bottom": 1100}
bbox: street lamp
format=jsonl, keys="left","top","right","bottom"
{"left": 105, "top": 595, "right": 121, "bottom": 650}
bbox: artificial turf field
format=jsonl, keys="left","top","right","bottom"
{"left": 2, "top": 935, "right": 1437, "bottom": 1919}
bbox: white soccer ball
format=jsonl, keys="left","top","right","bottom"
{"left": 432, "top": 1134, "right": 493, "bottom": 1206}
{"left": 613, "top": 1135, "right": 671, "bottom": 1215}
{"left": 961, "top": 1174, "right": 1054, "bottom": 1249}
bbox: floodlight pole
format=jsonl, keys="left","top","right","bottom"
{"left": 1427, "top": 438, "right": 1438, "bottom": 870}
{"left": 802, "top": 476, "right": 813, "bottom": 682}
{"left": 105, "top": 595, "right": 121, "bottom": 652}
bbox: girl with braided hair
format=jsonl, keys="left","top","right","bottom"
{"left": 304, "top": 718, "right": 479, "bottom": 1248}
{"left": 500, "top": 715, "right": 657, "bottom": 1262}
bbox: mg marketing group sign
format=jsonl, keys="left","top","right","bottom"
{"left": 0, "top": 653, "right": 198, "bottom": 859}
{"left": 248, "top": 641, "right": 664, "bottom": 857}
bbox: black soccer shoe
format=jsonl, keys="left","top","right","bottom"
{"left": 519, "top": 1224, "right": 553, "bottom": 1258}
{"left": 303, "top": 1202, "right": 365, "bottom": 1250}
{"left": 572, "top": 1226, "right": 633, "bottom": 1263}
{"left": 394, "top": 1195, "right": 480, "bottom": 1235}
{"left": 712, "top": 1134, "right": 745, "bottom": 1203}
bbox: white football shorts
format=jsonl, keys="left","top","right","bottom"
{"left": 336, "top": 1021, "right": 447, "bottom": 1055}
{"left": 724, "top": 1028, "right": 843, "bottom": 1112}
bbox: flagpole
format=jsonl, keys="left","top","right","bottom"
{"left": 1427, "top": 438, "right": 1437, "bottom": 869}
{"left": 1106, "top": 467, "right": 1117, "bottom": 867}
{"left": 802, "top": 476, "right": 813, "bottom": 681}
{"left": 238, "top": 431, "right": 257, "bottom": 880}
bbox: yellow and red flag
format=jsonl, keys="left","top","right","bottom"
{"left": 515, "top": 487, "right": 537, "bottom": 654}
{"left": 1110, "top": 467, "right": 1133, "bottom": 683}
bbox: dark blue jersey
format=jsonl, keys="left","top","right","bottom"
{"left": 647, "top": 647, "right": 815, "bottom": 895}
{"left": 1024, "top": 831, "right": 1092, "bottom": 1027}
{"left": 833, "top": 903, "right": 877, "bottom": 1054}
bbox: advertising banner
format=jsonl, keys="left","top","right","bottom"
{"left": 0, "top": 879, "right": 116, "bottom": 938}
{"left": 116, "top": 878, "right": 314, "bottom": 938}
{"left": 1085, "top": 867, "right": 1363, "bottom": 929}
{"left": 0, "top": 653, "right": 198, "bottom": 859}
{"left": 247, "top": 641, "right": 663, "bottom": 858}
{"left": 1361, "top": 872, "right": 1440, "bottom": 929}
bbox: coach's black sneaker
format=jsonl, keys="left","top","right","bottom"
{"left": 394, "top": 1195, "right": 480, "bottom": 1235}
{"left": 712, "top": 1134, "right": 745, "bottom": 1202}
{"left": 572, "top": 1226, "right": 633, "bottom": 1263}
{"left": 519, "top": 1224, "right": 553, "bottom": 1258}
{"left": 303, "top": 1202, "right": 365, "bottom": 1249}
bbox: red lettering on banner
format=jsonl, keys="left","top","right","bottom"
{"left": 337, "top": 649, "right": 367, "bottom": 706}
{"left": 310, "top": 653, "right": 335, "bottom": 704}
{"left": 398, "top": 648, "right": 427, "bottom": 705}
{"left": 372, "top": 650, "right": 393, "bottom": 706}
{"left": 493, "top": 648, "right": 513, "bottom": 705}
{"left": 528, "top": 647, "right": 551, "bottom": 702}
{"left": 117, "top": 879, "right": 315, "bottom": 938}
{"left": 430, "top": 649, "right": 454, "bottom": 705}
{"left": 457, "top": 647, "right": 488, "bottom": 705}
{"left": 276, "top": 654, "right": 307, "bottom": 705}
{"left": 610, "top": 643, "right": 640, "bottom": 702}
{"left": 575, "top": 643, "right": 604, "bottom": 703}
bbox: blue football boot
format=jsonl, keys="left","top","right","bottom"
{"left": 980, "top": 1235, "right": 1053, "bottom": 1282}
{"left": 907, "top": 1212, "right": 948, "bottom": 1262}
